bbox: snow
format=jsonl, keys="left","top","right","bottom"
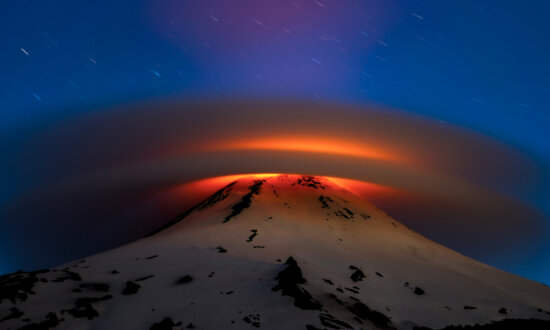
{"left": 1, "top": 174, "right": 549, "bottom": 329}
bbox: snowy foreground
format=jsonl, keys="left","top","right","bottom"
{"left": 1, "top": 175, "right": 550, "bottom": 330}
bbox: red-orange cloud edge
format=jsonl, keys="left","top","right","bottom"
{"left": 174, "top": 173, "right": 395, "bottom": 207}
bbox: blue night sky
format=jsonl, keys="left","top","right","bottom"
{"left": 1, "top": 1, "right": 550, "bottom": 283}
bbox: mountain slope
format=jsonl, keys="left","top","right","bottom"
{"left": 1, "top": 174, "right": 550, "bottom": 330}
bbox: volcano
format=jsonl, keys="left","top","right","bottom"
{"left": 1, "top": 175, "right": 550, "bottom": 330}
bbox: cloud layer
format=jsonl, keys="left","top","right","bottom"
{"left": 2, "top": 99, "right": 547, "bottom": 272}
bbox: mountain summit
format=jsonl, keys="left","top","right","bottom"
{"left": 1, "top": 174, "right": 550, "bottom": 329}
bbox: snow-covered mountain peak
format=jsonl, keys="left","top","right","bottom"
{"left": 151, "top": 174, "right": 393, "bottom": 235}
{"left": 2, "top": 174, "right": 550, "bottom": 330}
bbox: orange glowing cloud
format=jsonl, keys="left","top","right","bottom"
{"left": 207, "top": 136, "right": 398, "bottom": 162}
{"left": 9, "top": 99, "right": 546, "bottom": 268}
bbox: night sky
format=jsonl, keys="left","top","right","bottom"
{"left": 1, "top": 1, "right": 550, "bottom": 284}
